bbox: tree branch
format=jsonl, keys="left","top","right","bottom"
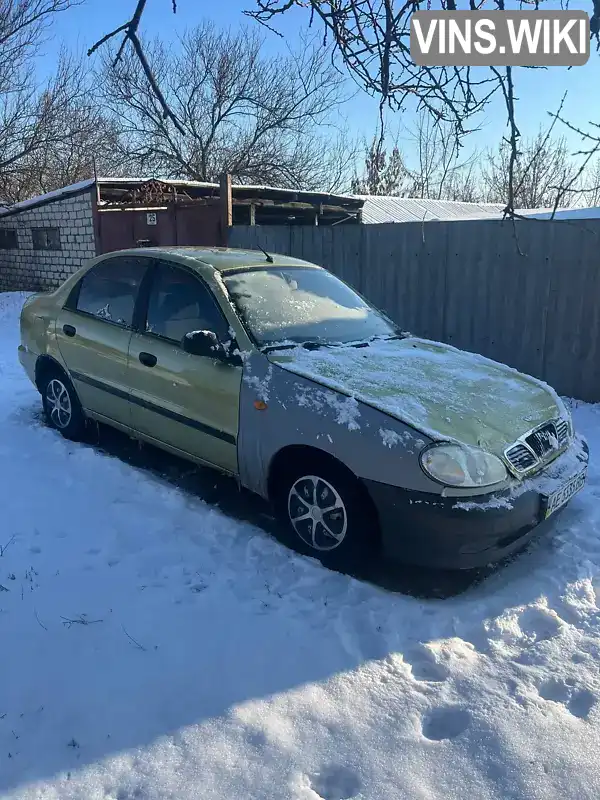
{"left": 87, "top": 0, "right": 185, "bottom": 134}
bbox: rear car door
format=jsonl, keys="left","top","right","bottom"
{"left": 127, "top": 260, "right": 242, "bottom": 474}
{"left": 55, "top": 256, "right": 150, "bottom": 428}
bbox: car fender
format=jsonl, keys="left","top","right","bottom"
{"left": 20, "top": 298, "right": 68, "bottom": 373}
{"left": 237, "top": 352, "right": 440, "bottom": 499}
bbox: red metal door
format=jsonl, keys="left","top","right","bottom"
{"left": 97, "top": 205, "right": 222, "bottom": 254}
{"left": 132, "top": 208, "right": 176, "bottom": 247}
{"left": 175, "top": 204, "right": 222, "bottom": 246}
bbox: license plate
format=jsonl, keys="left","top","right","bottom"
{"left": 544, "top": 468, "right": 587, "bottom": 519}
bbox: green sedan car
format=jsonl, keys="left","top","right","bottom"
{"left": 19, "top": 246, "right": 588, "bottom": 571}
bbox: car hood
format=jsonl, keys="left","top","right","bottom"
{"left": 267, "top": 337, "right": 565, "bottom": 456}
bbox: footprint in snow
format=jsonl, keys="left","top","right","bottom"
{"left": 537, "top": 678, "right": 597, "bottom": 720}
{"left": 405, "top": 645, "right": 450, "bottom": 683}
{"left": 569, "top": 690, "right": 597, "bottom": 719}
{"left": 537, "top": 677, "right": 572, "bottom": 704}
{"left": 308, "top": 764, "right": 362, "bottom": 800}
{"left": 517, "top": 606, "right": 565, "bottom": 643}
{"left": 421, "top": 706, "right": 471, "bottom": 741}
{"left": 487, "top": 604, "right": 565, "bottom": 653}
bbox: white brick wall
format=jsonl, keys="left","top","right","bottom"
{"left": 0, "top": 190, "right": 97, "bottom": 291}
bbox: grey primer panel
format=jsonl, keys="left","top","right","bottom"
{"left": 237, "top": 352, "right": 439, "bottom": 500}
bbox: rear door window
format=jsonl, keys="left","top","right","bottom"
{"left": 72, "top": 257, "right": 149, "bottom": 328}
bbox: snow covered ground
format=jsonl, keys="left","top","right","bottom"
{"left": 1, "top": 291, "right": 600, "bottom": 800}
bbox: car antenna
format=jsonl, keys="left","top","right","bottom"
{"left": 257, "top": 245, "right": 274, "bottom": 263}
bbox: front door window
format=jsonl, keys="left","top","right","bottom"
{"left": 144, "top": 262, "right": 229, "bottom": 343}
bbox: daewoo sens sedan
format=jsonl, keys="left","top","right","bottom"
{"left": 19, "top": 247, "right": 589, "bottom": 571}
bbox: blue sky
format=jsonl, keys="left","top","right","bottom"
{"left": 43, "top": 0, "right": 597, "bottom": 162}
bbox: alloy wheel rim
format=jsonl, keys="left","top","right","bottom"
{"left": 287, "top": 475, "right": 348, "bottom": 551}
{"left": 46, "top": 379, "right": 72, "bottom": 429}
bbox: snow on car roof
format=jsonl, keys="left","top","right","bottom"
{"left": 126, "top": 246, "right": 321, "bottom": 272}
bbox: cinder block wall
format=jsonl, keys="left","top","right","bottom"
{"left": 0, "top": 190, "right": 97, "bottom": 291}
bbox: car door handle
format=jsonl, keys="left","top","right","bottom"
{"left": 139, "top": 351, "right": 157, "bottom": 368}
{"left": 62, "top": 324, "right": 76, "bottom": 337}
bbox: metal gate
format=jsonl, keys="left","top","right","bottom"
{"left": 96, "top": 194, "right": 222, "bottom": 255}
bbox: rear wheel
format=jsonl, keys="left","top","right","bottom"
{"left": 40, "top": 370, "right": 86, "bottom": 441}
{"left": 273, "top": 456, "right": 379, "bottom": 571}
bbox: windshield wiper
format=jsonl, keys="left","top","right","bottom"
{"left": 345, "top": 333, "right": 406, "bottom": 349}
{"left": 369, "top": 332, "right": 410, "bottom": 343}
{"left": 263, "top": 334, "right": 407, "bottom": 354}
{"left": 261, "top": 343, "right": 295, "bottom": 353}
{"left": 262, "top": 339, "right": 328, "bottom": 354}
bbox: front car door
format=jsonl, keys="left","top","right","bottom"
{"left": 127, "top": 260, "right": 242, "bottom": 474}
{"left": 55, "top": 255, "right": 150, "bottom": 428}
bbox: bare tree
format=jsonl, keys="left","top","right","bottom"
{"left": 0, "top": 0, "right": 72, "bottom": 74}
{"left": 96, "top": 21, "right": 354, "bottom": 191}
{"left": 88, "top": 2, "right": 600, "bottom": 215}
{"left": 244, "top": 1, "right": 600, "bottom": 219}
{"left": 544, "top": 110, "right": 600, "bottom": 215}
{"left": 440, "top": 163, "right": 482, "bottom": 203}
{"left": 90, "top": 0, "right": 498, "bottom": 174}
{"left": 1, "top": 96, "right": 127, "bottom": 202}
{"left": 351, "top": 136, "right": 411, "bottom": 196}
{"left": 352, "top": 113, "right": 482, "bottom": 201}
{"left": 0, "top": 2, "right": 113, "bottom": 202}
{"left": 482, "top": 132, "right": 580, "bottom": 209}
{"left": 247, "top": 0, "right": 500, "bottom": 135}
{"left": 580, "top": 158, "right": 600, "bottom": 207}
{"left": 247, "top": 2, "right": 508, "bottom": 140}
{"left": 405, "top": 113, "right": 481, "bottom": 201}
{"left": 0, "top": 49, "right": 127, "bottom": 203}
{"left": 88, "top": 0, "right": 184, "bottom": 134}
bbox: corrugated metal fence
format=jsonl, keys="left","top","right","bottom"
{"left": 230, "top": 219, "right": 600, "bottom": 402}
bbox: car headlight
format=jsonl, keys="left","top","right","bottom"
{"left": 420, "top": 443, "right": 508, "bottom": 488}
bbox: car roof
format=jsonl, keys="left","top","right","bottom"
{"left": 110, "top": 246, "right": 321, "bottom": 273}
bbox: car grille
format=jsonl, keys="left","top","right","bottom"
{"left": 525, "top": 421, "right": 559, "bottom": 458}
{"left": 555, "top": 418, "right": 570, "bottom": 446}
{"left": 504, "top": 418, "right": 570, "bottom": 475}
{"left": 505, "top": 442, "right": 537, "bottom": 472}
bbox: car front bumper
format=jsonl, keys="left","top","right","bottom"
{"left": 364, "top": 436, "right": 589, "bottom": 570}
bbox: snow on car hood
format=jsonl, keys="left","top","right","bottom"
{"left": 268, "top": 337, "right": 565, "bottom": 455}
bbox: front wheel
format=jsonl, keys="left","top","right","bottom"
{"left": 40, "top": 371, "right": 86, "bottom": 441}
{"left": 273, "top": 458, "right": 379, "bottom": 571}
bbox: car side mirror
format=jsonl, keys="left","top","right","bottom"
{"left": 182, "top": 330, "right": 227, "bottom": 360}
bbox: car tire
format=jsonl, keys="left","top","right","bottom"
{"left": 273, "top": 456, "right": 379, "bottom": 571}
{"left": 40, "top": 369, "right": 86, "bottom": 441}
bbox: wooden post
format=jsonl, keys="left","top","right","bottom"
{"left": 219, "top": 172, "right": 232, "bottom": 246}
{"left": 90, "top": 158, "right": 102, "bottom": 256}
{"left": 249, "top": 203, "right": 256, "bottom": 226}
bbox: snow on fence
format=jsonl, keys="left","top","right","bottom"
{"left": 230, "top": 219, "right": 600, "bottom": 403}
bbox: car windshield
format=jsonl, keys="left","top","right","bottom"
{"left": 222, "top": 266, "right": 398, "bottom": 347}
